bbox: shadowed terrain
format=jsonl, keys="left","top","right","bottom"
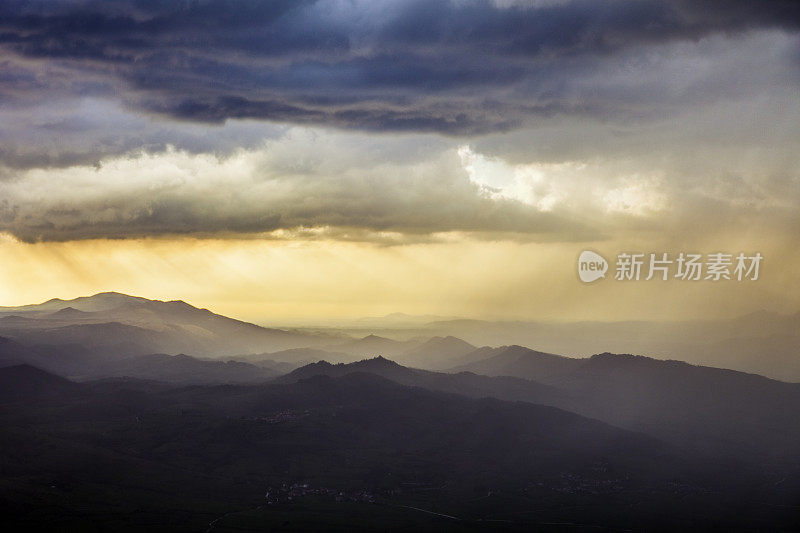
{"left": 2, "top": 365, "right": 798, "bottom": 531}
{"left": 1, "top": 294, "right": 799, "bottom": 531}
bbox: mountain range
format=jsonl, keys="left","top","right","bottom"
{"left": 281, "top": 352, "right": 800, "bottom": 461}
{"left": 0, "top": 294, "right": 477, "bottom": 378}
{"left": 2, "top": 364, "right": 796, "bottom": 531}
{"left": 416, "top": 312, "right": 800, "bottom": 381}
{"left": 1, "top": 292, "right": 799, "bottom": 530}
{"left": 0, "top": 292, "right": 335, "bottom": 359}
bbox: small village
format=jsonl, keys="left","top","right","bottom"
{"left": 264, "top": 483, "right": 377, "bottom": 505}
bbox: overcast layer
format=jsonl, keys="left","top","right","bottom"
{"left": 0, "top": 0, "right": 798, "bottom": 243}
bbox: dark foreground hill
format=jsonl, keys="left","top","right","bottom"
{"left": 1, "top": 366, "right": 796, "bottom": 531}
{"left": 279, "top": 356, "right": 566, "bottom": 407}
{"left": 469, "top": 349, "right": 800, "bottom": 459}
{"left": 0, "top": 364, "right": 83, "bottom": 402}
{"left": 293, "top": 354, "right": 800, "bottom": 462}
{"left": 82, "top": 353, "right": 280, "bottom": 384}
{"left": 0, "top": 337, "right": 279, "bottom": 384}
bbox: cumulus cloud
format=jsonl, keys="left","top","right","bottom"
{"left": 1, "top": 124, "right": 796, "bottom": 243}
{"left": 0, "top": 128, "right": 600, "bottom": 242}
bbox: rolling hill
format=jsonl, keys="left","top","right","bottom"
{"left": 394, "top": 336, "right": 477, "bottom": 369}
{"left": 324, "top": 334, "right": 420, "bottom": 357}
{"left": 423, "top": 312, "right": 800, "bottom": 381}
{"left": 0, "top": 364, "right": 83, "bottom": 402}
{"left": 81, "top": 353, "right": 279, "bottom": 384}
{"left": 452, "top": 347, "right": 800, "bottom": 459}
{"left": 2, "top": 366, "right": 793, "bottom": 531}
{"left": 279, "top": 356, "right": 564, "bottom": 407}
{"left": 449, "top": 344, "right": 580, "bottom": 378}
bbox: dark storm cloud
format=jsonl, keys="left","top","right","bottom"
{"left": 0, "top": 0, "right": 798, "bottom": 243}
{"left": 0, "top": 0, "right": 797, "bottom": 135}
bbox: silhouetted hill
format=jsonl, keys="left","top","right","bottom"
{"left": 0, "top": 292, "right": 149, "bottom": 314}
{"left": 0, "top": 335, "right": 103, "bottom": 377}
{"left": 82, "top": 353, "right": 279, "bottom": 384}
{"left": 0, "top": 364, "right": 81, "bottom": 402}
{"left": 19, "top": 322, "right": 172, "bottom": 354}
{"left": 281, "top": 356, "right": 569, "bottom": 407}
{"left": 45, "top": 307, "right": 93, "bottom": 319}
{"left": 325, "top": 334, "right": 419, "bottom": 356}
{"left": 0, "top": 336, "right": 32, "bottom": 367}
{"left": 1, "top": 371, "right": 796, "bottom": 531}
{"left": 283, "top": 356, "right": 407, "bottom": 381}
{"left": 422, "top": 312, "right": 800, "bottom": 381}
{"left": 235, "top": 347, "right": 361, "bottom": 367}
{"left": 0, "top": 315, "right": 38, "bottom": 327}
{"left": 0, "top": 292, "right": 337, "bottom": 359}
{"left": 395, "top": 336, "right": 476, "bottom": 369}
{"left": 285, "top": 353, "right": 800, "bottom": 461}
{"left": 450, "top": 344, "right": 580, "bottom": 378}
{"left": 455, "top": 349, "right": 800, "bottom": 459}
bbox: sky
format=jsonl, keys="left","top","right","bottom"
{"left": 0, "top": 0, "right": 798, "bottom": 323}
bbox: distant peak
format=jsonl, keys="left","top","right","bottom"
{"left": 2, "top": 363, "right": 39, "bottom": 372}
{"left": 88, "top": 291, "right": 142, "bottom": 300}
{"left": 94, "top": 291, "right": 129, "bottom": 296}
{"left": 48, "top": 306, "right": 90, "bottom": 317}
{"left": 0, "top": 363, "right": 69, "bottom": 380}
{"left": 589, "top": 352, "right": 647, "bottom": 361}
{"left": 35, "top": 292, "right": 138, "bottom": 307}
{"left": 503, "top": 345, "right": 539, "bottom": 354}
{"left": 359, "top": 355, "right": 400, "bottom": 367}
{"left": 83, "top": 292, "right": 147, "bottom": 303}
{"left": 593, "top": 352, "right": 627, "bottom": 357}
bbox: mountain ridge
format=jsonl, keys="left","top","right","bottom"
{"left": 0, "top": 292, "right": 338, "bottom": 359}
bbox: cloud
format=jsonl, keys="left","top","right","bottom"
{"left": 2, "top": 123, "right": 796, "bottom": 244}
{"left": 0, "top": 96, "right": 292, "bottom": 169}
{"left": 0, "top": 128, "right": 600, "bottom": 242}
{"left": 0, "top": 1, "right": 797, "bottom": 244}
{"left": 0, "top": 0, "right": 797, "bottom": 142}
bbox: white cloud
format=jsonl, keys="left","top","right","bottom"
{"left": 459, "top": 144, "right": 670, "bottom": 216}
{"left": 0, "top": 128, "right": 591, "bottom": 242}
{"left": 601, "top": 177, "right": 668, "bottom": 216}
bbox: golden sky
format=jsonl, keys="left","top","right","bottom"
{"left": 0, "top": 2, "right": 798, "bottom": 324}
{"left": 1, "top": 230, "right": 796, "bottom": 325}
